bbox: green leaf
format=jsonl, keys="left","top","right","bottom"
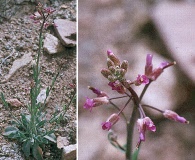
{"left": 22, "top": 140, "right": 31, "bottom": 157}
{"left": 35, "top": 136, "right": 48, "bottom": 144}
{"left": 36, "top": 120, "right": 46, "bottom": 128}
{"left": 132, "top": 147, "right": 140, "bottom": 160}
{"left": 0, "top": 92, "right": 9, "bottom": 108}
{"left": 32, "top": 143, "right": 43, "bottom": 160}
{"left": 3, "top": 126, "right": 18, "bottom": 136}
{"left": 21, "top": 114, "right": 30, "bottom": 128}
{"left": 44, "top": 133, "right": 56, "bottom": 143}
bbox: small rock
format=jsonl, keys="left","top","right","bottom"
{"left": 54, "top": 19, "right": 76, "bottom": 47}
{"left": 57, "top": 136, "right": 69, "bottom": 149}
{"left": 61, "top": 144, "right": 76, "bottom": 160}
{"left": 60, "top": 4, "right": 69, "bottom": 9}
{"left": 45, "top": 152, "right": 50, "bottom": 157}
{"left": 6, "top": 98, "right": 23, "bottom": 107}
{"left": 36, "top": 89, "right": 47, "bottom": 104}
{"left": 2, "top": 52, "right": 32, "bottom": 83}
{"left": 32, "top": 44, "right": 38, "bottom": 51}
{"left": 43, "top": 33, "right": 65, "bottom": 54}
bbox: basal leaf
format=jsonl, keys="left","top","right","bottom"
{"left": 22, "top": 140, "right": 31, "bottom": 157}
{"left": 44, "top": 133, "right": 56, "bottom": 143}
{"left": 32, "top": 143, "right": 43, "bottom": 160}
{"left": 3, "top": 126, "right": 18, "bottom": 136}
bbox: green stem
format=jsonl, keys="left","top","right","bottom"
{"left": 125, "top": 87, "right": 139, "bottom": 160}
{"left": 126, "top": 106, "right": 137, "bottom": 160}
{"left": 109, "top": 101, "right": 127, "bottom": 122}
{"left": 139, "top": 81, "right": 151, "bottom": 101}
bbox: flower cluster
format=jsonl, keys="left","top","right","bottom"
{"left": 30, "top": 2, "right": 56, "bottom": 28}
{"left": 84, "top": 50, "right": 189, "bottom": 152}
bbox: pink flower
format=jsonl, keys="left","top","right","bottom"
{"left": 83, "top": 96, "right": 109, "bottom": 111}
{"left": 102, "top": 113, "right": 120, "bottom": 130}
{"left": 145, "top": 54, "right": 153, "bottom": 76}
{"left": 163, "top": 110, "right": 189, "bottom": 124}
{"left": 137, "top": 117, "right": 156, "bottom": 141}
{"left": 83, "top": 97, "right": 94, "bottom": 111}
{"left": 43, "top": 7, "right": 56, "bottom": 14}
{"left": 108, "top": 80, "right": 125, "bottom": 94}
{"left": 134, "top": 74, "right": 149, "bottom": 86}
{"left": 145, "top": 54, "right": 176, "bottom": 81}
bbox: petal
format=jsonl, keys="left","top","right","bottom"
{"left": 101, "top": 122, "right": 112, "bottom": 130}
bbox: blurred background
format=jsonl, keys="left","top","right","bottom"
{"left": 78, "top": 0, "right": 195, "bottom": 160}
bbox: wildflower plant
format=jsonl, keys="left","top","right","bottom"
{"left": 0, "top": 3, "right": 68, "bottom": 159}
{"left": 84, "top": 50, "right": 189, "bottom": 160}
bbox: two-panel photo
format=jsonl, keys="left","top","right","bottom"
{"left": 0, "top": 0, "right": 194, "bottom": 160}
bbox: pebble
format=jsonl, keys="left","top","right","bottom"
{"left": 54, "top": 19, "right": 76, "bottom": 47}
{"left": 43, "top": 33, "right": 65, "bottom": 54}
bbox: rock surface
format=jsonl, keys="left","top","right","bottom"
{"left": 61, "top": 144, "right": 76, "bottom": 160}
{"left": 2, "top": 52, "right": 32, "bottom": 83}
{"left": 152, "top": 1, "right": 195, "bottom": 83}
{"left": 43, "top": 33, "right": 65, "bottom": 54}
{"left": 6, "top": 98, "right": 23, "bottom": 107}
{"left": 54, "top": 19, "right": 76, "bottom": 47}
{"left": 57, "top": 136, "right": 69, "bottom": 149}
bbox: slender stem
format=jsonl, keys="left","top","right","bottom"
{"left": 125, "top": 87, "right": 139, "bottom": 160}
{"left": 126, "top": 105, "right": 137, "bottom": 160}
{"left": 109, "top": 95, "right": 128, "bottom": 100}
{"left": 109, "top": 101, "right": 127, "bottom": 122}
{"left": 139, "top": 81, "right": 151, "bottom": 101}
{"left": 142, "top": 104, "right": 163, "bottom": 113}
{"left": 118, "top": 97, "right": 132, "bottom": 116}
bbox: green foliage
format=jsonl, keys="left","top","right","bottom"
{"left": 3, "top": 113, "right": 57, "bottom": 159}
{"left": 132, "top": 147, "right": 140, "bottom": 160}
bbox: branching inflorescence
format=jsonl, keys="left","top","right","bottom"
{"left": 83, "top": 50, "right": 189, "bottom": 160}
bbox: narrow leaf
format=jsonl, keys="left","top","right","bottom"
{"left": 22, "top": 140, "right": 31, "bottom": 157}
{"left": 32, "top": 143, "right": 43, "bottom": 160}
{"left": 132, "top": 147, "right": 140, "bottom": 160}
{"left": 0, "top": 92, "right": 9, "bottom": 108}
{"left": 44, "top": 133, "right": 56, "bottom": 143}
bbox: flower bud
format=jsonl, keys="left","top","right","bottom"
{"left": 108, "top": 66, "right": 116, "bottom": 73}
{"left": 107, "top": 75, "right": 115, "bottom": 82}
{"left": 107, "top": 58, "right": 115, "bottom": 68}
{"left": 93, "top": 96, "right": 109, "bottom": 106}
{"left": 107, "top": 50, "right": 120, "bottom": 66}
{"left": 121, "top": 60, "right": 128, "bottom": 72}
{"left": 119, "top": 69, "right": 126, "bottom": 77}
{"left": 163, "top": 110, "right": 189, "bottom": 124}
{"left": 101, "top": 113, "right": 120, "bottom": 130}
{"left": 88, "top": 86, "right": 108, "bottom": 97}
{"left": 108, "top": 81, "right": 126, "bottom": 94}
{"left": 101, "top": 68, "right": 112, "bottom": 78}
{"left": 145, "top": 54, "right": 153, "bottom": 76}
